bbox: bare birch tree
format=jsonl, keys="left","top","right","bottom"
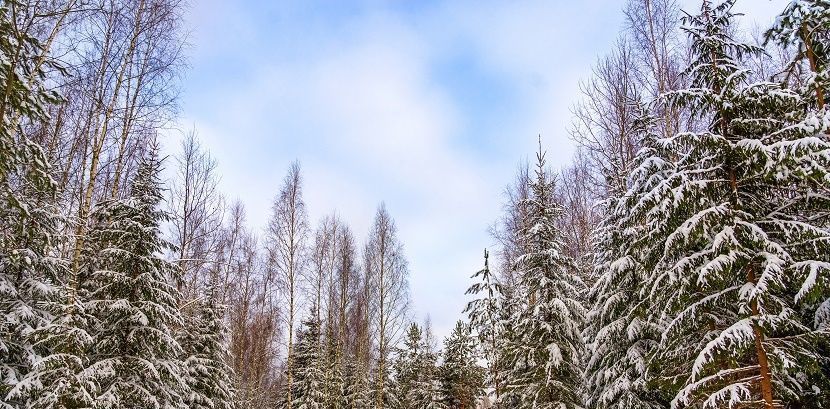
{"left": 363, "top": 203, "right": 410, "bottom": 409}
{"left": 168, "top": 130, "right": 224, "bottom": 300}
{"left": 266, "top": 161, "right": 309, "bottom": 409}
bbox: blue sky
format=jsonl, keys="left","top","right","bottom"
{"left": 172, "top": 0, "right": 788, "bottom": 338}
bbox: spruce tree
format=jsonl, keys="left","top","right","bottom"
{"left": 0, "top": 1, "right": 64, "bottom": 404}
{"left": 81, "top": 149, "right": 188, "bottom": 407}
{"left": 7, "top": 294, "right": 97, "bottom": 408}
{"left": 500, "top": 144, "right": 585, "bottom": 409}
{"left": 342, "top": 359, "right": 371, "bottom": 409}
{"left": 584, "top": 110, "right": 670, "bottom": 409}
{"left": 765, "top": 0, "right": 830, "bottom": 109}
{"left": 391, "top": 323, "right": 444, "bottom": 409}
{"left": 287, "top": 312, "right": 326, "bottom": 409}
{"left": 438, "top": 321, "right": 484, "bottom": 409}
{"left": 323, "top": 326, "right": 344, "bottom": 409}
{"left": 640, "top": 1, "right": 830, "bottom": 407}
{"left": 463, "top": 249, "right": 502, "bottom": 404}
{"left": 493, "top": 284, "right": 522, "bottom": 409}
{"left": 180, "top": 286, "right": 237, "bottom": 409}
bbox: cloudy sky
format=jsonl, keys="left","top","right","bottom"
{"left": 172, "top": 0, "right": 788, "bottom": 338}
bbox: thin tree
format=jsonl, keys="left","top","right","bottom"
{"left": 266, "top": 161, "right": 309, "bottom": 409}
{"left": 363, "top": 204, "right": 410, "bottom": 409}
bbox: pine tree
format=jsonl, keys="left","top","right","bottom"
{"left": 463, "top": 249, "right": 502, "bottom": 404}
{"left": 81, "top": 149, "right": 188, "bottom": 407}
{"left": 640, "top": 1, "right": 830, "bottom": 407}
{"left": 583, "top": 110, "right": 670, "bottom": 409}
{"left": 180, "top": 286, "right": 237, "bottom": 409}
{"left": 500, "top": 143, "right": 585, "bottom": 409}
{"left": 286, "top": 312, "right": 326, "bottom": 409}
{"left": 0, "top": 1, "right": 64, "bottom": 405}
{"left": 438, "top": 321, "right": 484, "bottom": 409}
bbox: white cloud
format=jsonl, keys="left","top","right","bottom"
{"left": 175, "top": 0, "right": 793, "bottom": 340}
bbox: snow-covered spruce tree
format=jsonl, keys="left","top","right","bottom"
{"left": 8, "top": 293, "right": 97, "bottom": 408}
{"left": 439, "top": 321, "right": 484, "bottom": 409}
{"left": 0, "top": 1, "right": 65, "bottom": 405}
{"left": 342, "top": 358, "right": 371, "bottom": 409}
{"left": 642, "top": 1, "right": 830, "bottom": 407}
{"left": 285, "top": 312, "right": 326, "bottom": 409}
{"left": 584, "top": 109, "right": 671, "bottom": 409}
{"left": 491, "top": 274, "right": 524, "bottom": 409}
{"left": 322, "top": 326, "right": 344, "bottom": 409}
{"left": 406, "top": 358, "right": 444, "bottom": 409}
{"left": 463, "top": 249, "right": 502, "bottom": 404}
{"left": 180, "top": 286, "right": 237, "bottom": 409}
{"left": 499, "top": 144, "right": 586, "bottom": 409}
{"left": 80, "top": 148, "right": 188, "bottom": 407}
{"left": 765, "top": 0, "right": 830, "bottom": 109}
{"left": 390, "top": 323, "right": 444, "bottom": 409}
{"left": 390, "top": 323, "right": 419, "bottom": 408}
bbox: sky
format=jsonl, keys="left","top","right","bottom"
{"left": 171, "top": 0, "right": 789, "bottom": 339}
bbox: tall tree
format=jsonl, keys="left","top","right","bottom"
{"left": 584, "top": 110, "right": 670, "bottom": 409}
{"left": 168, "top": 130, "right": 224, "bottom": 300}
{"left": 641, "top": 1, "right": 830, "bottom": 407}
{"left": 266, "top": 161, "right": 309, "bottom": 409}
{"left": 463, "top": 249, "right": 502, "bottom": 404}
{"left": 80, "top": 148, "right": 187, "bottom": 407}
{"left": 0, "top": 1, "right": 68, "bottom": 403}
{"left": 363, "top": 204, "right": 410, "bottom": 409}
{"left": 500, "top": 143, "right": 585, "bottom": 409}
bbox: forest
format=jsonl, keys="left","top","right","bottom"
{"left": 1, "top": 0, "right": 829, "bottom": 408}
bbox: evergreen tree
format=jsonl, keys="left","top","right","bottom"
{"left": 765, "top": 0, "right": 830, "bottom": 109}
{"left": 463, "top": 249, "right": 502, "bottom": 404}
{"left": 286, "top": 312, "right": 326, "bottom": 409}
{"left": 323, "top": 326, "right": 344, "bottom": 409}
{"left": 390, "top": 323, "right": 444, "bottom": 409}
{"left": 492, "top": 284, "right": 522, "bottom": 409}
{"left": 583, "top": 110, "right": 670, "bottom": 409}
{"left": 500, "top": 143, "right": 585, "bottom": 409}
{"left": 438, "top": 321, "right": 484, "bottom": 409}
{"left": 0, "top": 1, "right": 64, "bottom": 405}
{"left": 639, "top": 1, "right": 830, "bottom": 407}
{"left": 342, "top": 359, "right": 371, "bottom": 409}
{"left": 180, "top": 286, "right": 237, "bottom": 409}
{"left": 7, "top": 293, "right": 97, "bottom": 408}
{"left": 81, "top": 149, "right": 188, "bottom": 407}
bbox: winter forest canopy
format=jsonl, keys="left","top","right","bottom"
{"left": 1, "top": 0, "right": 830, "bottom": 408}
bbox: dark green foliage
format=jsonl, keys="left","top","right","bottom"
{"left": 285, "top": 313, "right": 326, "bottom": 409}
{"left": 500, "top": 146, "right": 585, "bottom": 409}
{"left": 584, "top": 111, "right": 671, "bottom": 409}
{"left": 0, "top": 1, "right": 64, "bottom": 405}
{"left": 391, "top": 323, "right": 444, "bottom": 409}
{"left": 439, "top": 321, "right": 483, "bottom": 409}
{"left": 181, "top": 288, "right": 237, "bottom": 409}
{"left": 81, "top": 150, "right": 188, "bottom": 407}
{"left": 634, "top": 1, "right": 830, "bottom": 407}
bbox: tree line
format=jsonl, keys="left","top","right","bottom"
{"left": 1, "top": 0, "right": 829, "bottom": 409}
{"left": 0, "top": 0, "right": 426, "bottom": 407}
{"left": 467, "top": 0, "right": 830, "bottom": 408}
